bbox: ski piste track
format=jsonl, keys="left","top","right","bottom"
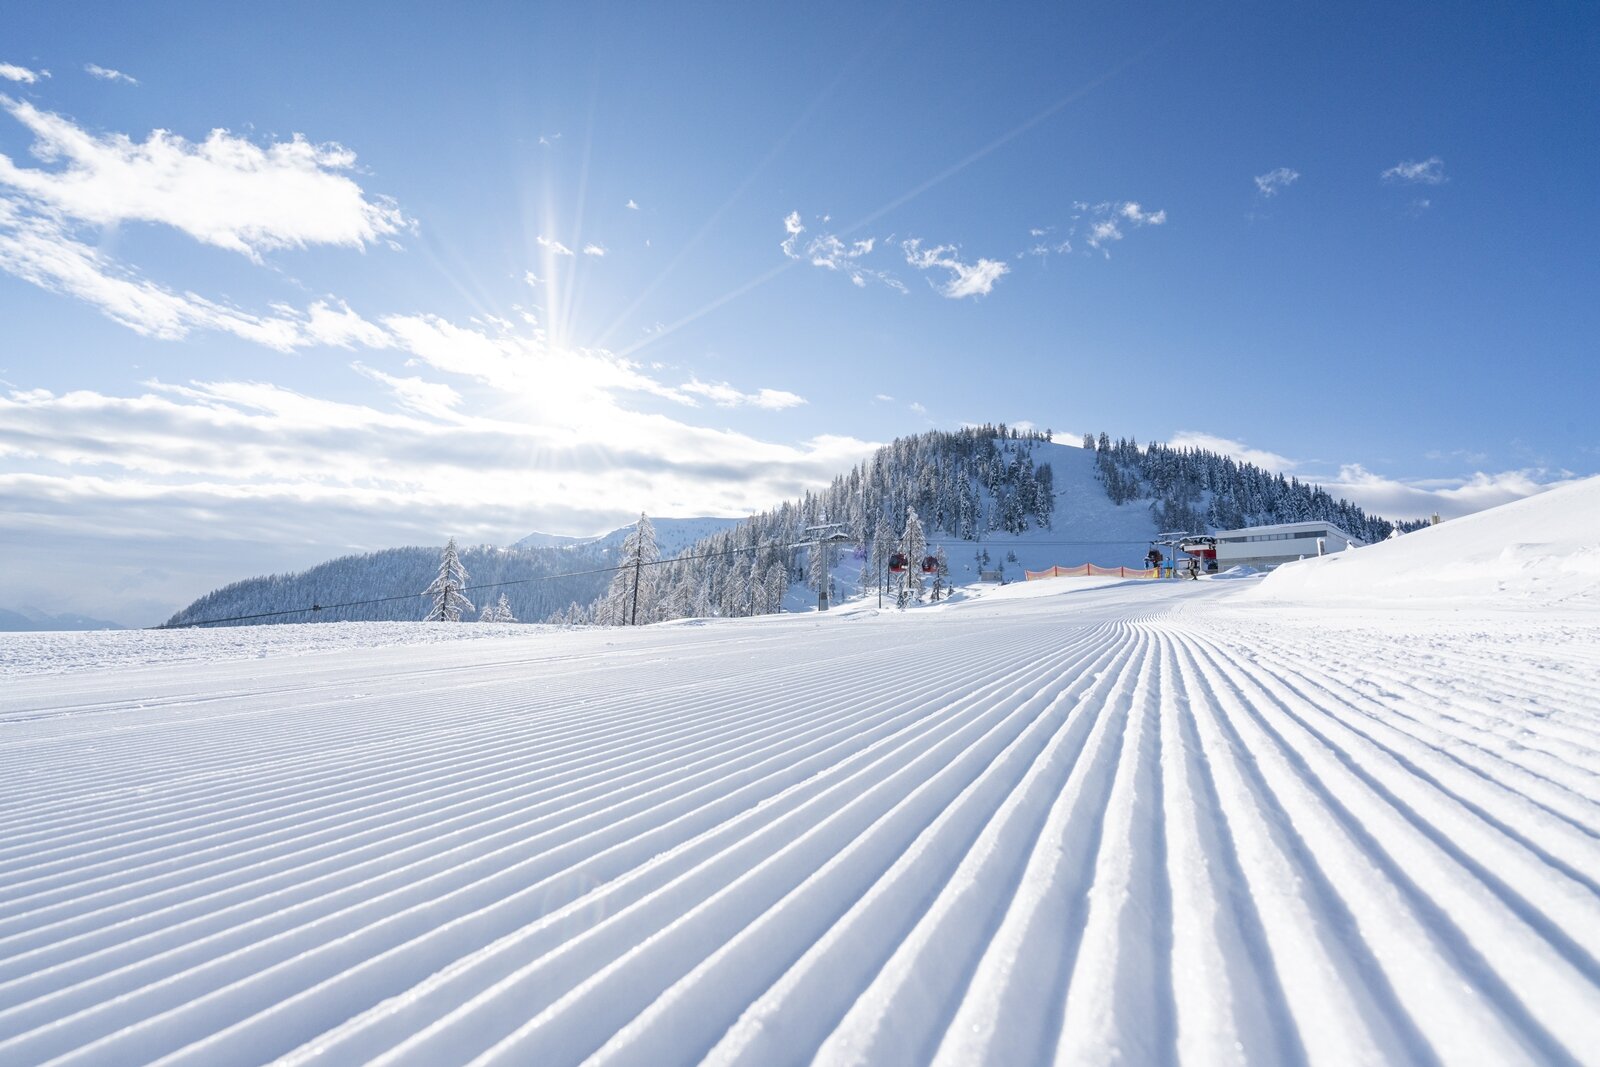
{"left": 2, "top": 581, "right": 1598, "bottom": 1066}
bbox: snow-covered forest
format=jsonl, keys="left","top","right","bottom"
{"left": 1088, "top": 433, "right": 1428, "bottom": 541}
{"left": 617, "top": 426, "right": 1055, "bottom": 624}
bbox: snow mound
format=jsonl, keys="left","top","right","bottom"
{"left": 1205, "top": 565, "right": 1259, "bottom": 581}
{"left": 1247, "top": 474, "right": 1600, "bottom": 610}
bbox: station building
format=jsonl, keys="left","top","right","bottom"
{"left": 1210, "top": 520, "right": 1365, "bottom": 571}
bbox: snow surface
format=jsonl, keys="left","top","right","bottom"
{"left": 3, "top": 552, "right": 1597, "bottom": 1065}
{"left": 0, "top": 621, "right": 548, "bottom": 680}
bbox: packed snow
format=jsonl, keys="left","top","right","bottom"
{"left": 0, "top": 621, "right": 546, "bottom": 680}
{"left": 2, "top": 487, "right": 1598, "bottom": 1065}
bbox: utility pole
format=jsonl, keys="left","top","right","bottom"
{"left": 630, "top": 553, "right": 643, "bottom": 625}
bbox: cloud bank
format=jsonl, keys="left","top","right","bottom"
{"left": 0, "top": 96, "right": 410, "bottom": 260}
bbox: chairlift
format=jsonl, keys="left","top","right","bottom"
{"left": 888, "top": 552, "right": 908, "bottom": 574}
{"left": 920, "top": 555, "right": 939, "bottom": 575}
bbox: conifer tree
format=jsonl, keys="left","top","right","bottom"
{"left": 931, "top": 545, "right": 949, "bottom": 601}
{"left": 600, "top": 513, "right": 661, "bottom": 624}
{"left": 425, "top": 537, "right": 473, "bottom": 622}
{"left": 900, "top": 507, "right": 926, "bottom": 608}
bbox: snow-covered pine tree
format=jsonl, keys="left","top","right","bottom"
{"left": 425, "top": 537, "right": 473, "bottom": 622}
{"left": 807, "top": 521, "right": 833, "bottom": 598}
{"left": 764, "top": 560, "right": 788, "bottom": 612}
{"left": 600, "top": 513, "right": 662, "bottom": 624}
{"left": 493, "top": 592, "right": 515, "bottom": 623}
{"left": 931, "top": 544, "right": 949, "bottom": 601}
{"left": 900, "top": 507, "right": 926, "bottom": 608}
{"left": 869, "top": 509, "right": 894, "bottom": 595}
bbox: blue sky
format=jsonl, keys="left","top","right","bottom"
{"left": 2, "top": 1, "right": 1596, "bottom": 623}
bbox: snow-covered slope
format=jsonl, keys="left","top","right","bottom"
{"left": 3, "top": 576, "right": 1596, "bottom": 1065}
{"left": 1248, "top": 473, "right": 1600, "bottom": 610}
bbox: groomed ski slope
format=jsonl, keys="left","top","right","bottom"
{"left": 2, "top": 578, "right": 1598, "bottom": 1066}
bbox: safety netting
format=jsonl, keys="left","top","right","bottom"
{"left": 1023, "top": 564, "right": 1159, "bottom": 580}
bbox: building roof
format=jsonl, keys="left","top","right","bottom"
{"left": 1211, "top": 520, "right": 1359, "bottom": 540}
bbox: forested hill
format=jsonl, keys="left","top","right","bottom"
{"left": 641, "top": 426, "right": 1059, "bottom": 620}
{"left": 165, "top": 542, "right": 614, "bottom": 628}
{"left": 624, "top": 426, "right": 1421, "bottom": 623}
{"left": 1088, "top": 433, "right": 1429, "bottom": 541}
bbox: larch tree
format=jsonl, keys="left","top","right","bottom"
{"left": 425, "top": 537, "right": 473, "bottom": 622}
{"left": 601, "top": 513, "right": 661, "bottom": 624}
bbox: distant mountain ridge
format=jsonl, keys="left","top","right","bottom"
{"left": 166, "top": 542, "right": 616, "bottom": 628}
{"left": 0, "top": 607, "right": 126, "bottom": 632}
{"left": 514, "top": 517, "right": 740, "bottom": 557}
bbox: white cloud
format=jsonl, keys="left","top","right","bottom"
{"left": 780, "top": 211, "right": 905, "bottom": 292}
{"left": 1254, "top": 167, "right": 1300, "bottom": 196}
{"left": 1382, "top": 157, "right": 1446, "bottom": 185}
{"left": 625, "top": 198, "right": 639, "bottom": 210}
{"left": 681, "top": 379, "right": 806, "bottom": 410}
{"left": 1080, "top": 200, "right": 1166, "bottom": 255}
{"left": 582, "top": 243, "right": 607, "bottom": 257}
{"left": 351, "top": 362, "right": 462, "bottom": 419}
{"left": 902, "top": 239, "right": 1008, "bottom": 298}
{"left": 1165, "top": 429, "right": 1570, "bottom": 522}
{"left": 1324, "top": 464, "right": 1568, "bottom": 521}
{"left": 1119, "top": 202, "right": 1166, "bottom": 225}
{"left": 1167, "top": 431, "right": 1297, "bottom": 473}
{"left": 0, "top": 197, "right": 371, "bottom": 350}
{"left": 301, "top": 299, "right": 393, "bottom": 350}
{"left": 0, "top": 64, "right": 45, "bottom": 84}
{"left": 0, "top": 96, "right": 410, "bottom": 260}
{"left": 85, "top": 64, "right": 138, "bottom": 85}
{"left": 780, "top": 210, "right": 805, "bottom": 258}
{"left": 1025, "top": 200, "right": 1168, "bottom": 261}
{"left": 523, "top": 270, "right": 540, "bottom": 288}
{"left": 537, "top": 235, "right": 574, "bottom": 256}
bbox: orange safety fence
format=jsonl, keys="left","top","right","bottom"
{"left": 1023, "top": 564, "right": 1159, "bottom": 580}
